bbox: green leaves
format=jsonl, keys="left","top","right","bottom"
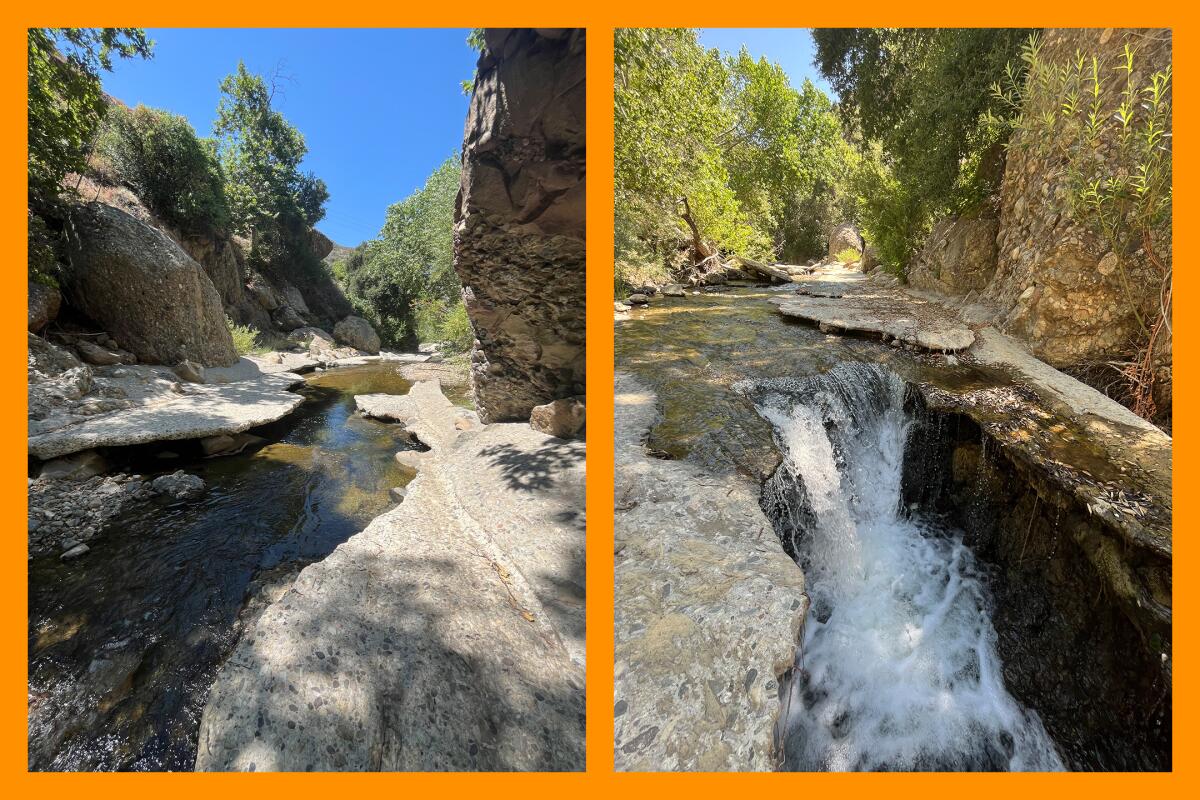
{"left": 27, "top": 28, "right": 153, "bottom": 205}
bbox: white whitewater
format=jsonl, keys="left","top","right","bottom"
{"left": 745, "top": 363, "right": 1064, "bottom": 772}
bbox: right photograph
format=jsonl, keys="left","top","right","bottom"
{"left": 613, "top": 27, "right": 1171, "bottom": 772}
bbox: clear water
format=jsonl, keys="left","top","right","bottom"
{"left": 742, "top": 363, "right": 1064, "bottom": 772}
{"left": 28, "top": 363, "right": 426, "bottom": 771}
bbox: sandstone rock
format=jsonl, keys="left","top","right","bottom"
{"left": 908, "top": 214, "right": 999, "bottom": 296}
{"left": 245, "top": 272, "right": 281, "bottom": 311}
{"left": 333, "top": 315, "right": 381, "bottom": 354}
{"left": 150, "top": 471, "right": 206, "bottom": 500}
{"left": 75, "top": 340, "right": 129, "bottom": 366}
{"left": 28, "top": 281, "right": 60, "bottom": 331}
{"left": 388, "top": 486, "right": 407, "bottom": 503}
{"left": 173, "top": 361, "right": 205, "bottom": 384}
{"left": 308, "top": 228, "right": 334, "bottom": 261}
{"left": 273, "top": 305, "right": 307, "bottom": 332}
{"left": 39, "top": 450, "right": 109, "bottom": 481}
{"left": 61, "top": 202, "right": 237, "bottom": 367}
{"left": 455, "top": 29, "right": 586, "bottom": 423}
{"left": 828, "top": 222, "right": 863, "bottom": 259}
{"left": 530, "top": 397, "right": 585, "bottom": 439}
{"left": 862, "top": 243, "right": 881, "bottom": 273}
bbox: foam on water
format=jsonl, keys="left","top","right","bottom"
{"left": 743, "top": 363, "right": 1064, "bottom": 772}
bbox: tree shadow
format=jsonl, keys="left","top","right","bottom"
{"left": 478, "top": 439, "right": 584, "bottom": 492}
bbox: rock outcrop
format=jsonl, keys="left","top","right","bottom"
{"left": 333, "top": 315, "right": 381, "bottom": 355}
{"left": 989, "top": 29, "right": 1169, "bottom": 368}
{"left": 62, "top": 202, "right": 238, "bottom": 367}
{"left": 196, "top": 380, "right": 585, "bottom": 771}
{"left": 908, "top": 213, "right": 1000, "bottom": 296}
{"left": 827, "top": 222, "right": 863, "bottom": 259}
{"left": 454, "top": 28, "right": 586, "bottom": 423}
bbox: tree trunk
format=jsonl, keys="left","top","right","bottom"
{"left": 679, "top": 196, "right": 715, "bottom": 264}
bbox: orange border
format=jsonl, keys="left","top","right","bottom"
{"left": 0, "top": 6, "right": 1192, "bottom": 794}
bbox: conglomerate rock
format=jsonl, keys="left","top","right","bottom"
{"left": 454, "top": 28, "right": 586, "bottom": 423}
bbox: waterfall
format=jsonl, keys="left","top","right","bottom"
{"left": 741, "top": 363, "right": 1064, "bottom": 772}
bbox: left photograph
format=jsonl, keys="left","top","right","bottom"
{"left": 27, "top": 27, "right": 585, "bottom": 771}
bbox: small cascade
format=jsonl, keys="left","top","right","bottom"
{"left": 741, "top": 362, "right": 1064, "bottom": 772}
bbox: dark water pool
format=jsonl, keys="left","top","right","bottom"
{"left": 28, "top": 363, "right": 436, "bottom": 771}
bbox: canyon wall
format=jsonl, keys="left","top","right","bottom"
{"left": 454, "top": 28, "right": 587, "bottom": 423}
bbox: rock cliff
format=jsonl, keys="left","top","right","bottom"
{"left": 454, "top": 28, "right": 586, "bottom": 423}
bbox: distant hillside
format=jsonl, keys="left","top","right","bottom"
{"left": 323, "top": 240, "right": 356, "bottom": 265}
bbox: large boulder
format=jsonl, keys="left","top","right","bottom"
{"left": 61, "top": 203, "right": 238, "bottom": 367}
{"left": 333, "top": 315, "right": 381, "bottom": 354}
{"left": 28, "top": 281, "right": 61, "bottom": 332}
{"left": 908, "top": 214, "right": 999, "bottom": 295}
{"left": 828, "top": 222, "right": 864, "bottom": 260}
{"left": 308, "top": 228, "right": 334, "bottom": 260}
{"left": 454, "top": 29, "right": 586, "bottom": 423}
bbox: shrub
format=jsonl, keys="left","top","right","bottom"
{"left": 28, "top": 211, "right": 60, "bottom": 285}
{"left": 834, "top": 246, "right": 862, "bottom": 264}
{"left": 412, "top": 296, "right": 474, "bottom": 354}
{"left": 438, "top": 301, "right": 474, "bottom": 354}
{"left": 95, "top": 104, "right": 230, "bottom": 235}
{"left": 226, "top": 315, "right": 261, "bottom": 356}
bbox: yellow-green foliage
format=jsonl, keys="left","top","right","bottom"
{"left": 835, "top": 246, "right": 862, "bottom": 264}
{"left": 413, "top": 297, "right": 474, "bottom": 354}
{"left": 226, "top": 315, "right": 261, "bottom": 356}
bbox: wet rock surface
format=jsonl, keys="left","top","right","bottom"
{"left": 613, "top": 373, "right": 806, "bottom": 771}
{"left": 196, "top": 379, "right": 585, "bottom": 771}
{"left": 454, "top": 28, "right": 586, "bottom": 423}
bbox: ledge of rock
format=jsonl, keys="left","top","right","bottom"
{"left": 772, "top": 294, "right": 975, "bottom": 352}
{"left": 196, "top": 379, "right": 585, "bottom": 771}
{"left": 614, "top": 372, "right": 806, "bottom": 771}
{"left": 29, "top": 355, "right": 306, "bottom": 460}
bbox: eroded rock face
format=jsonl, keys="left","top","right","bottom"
{"left": 908, "top": 213, "right": 999, "bottom": 296}
{"left": 988, "top": 28, "right": 1171, "bottom": 367}
{"left": 28, "top": 281, "right": 60, "bottom": 332}
{"left": 454, "top": 28, "right": 586, "bottom": 423}
{"left": 62, "top": 203, "right": 238, "bottom": 367}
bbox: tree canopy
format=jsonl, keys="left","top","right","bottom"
{"left": 27, "top": 28, "right": 153, "bottom": 205}
{"left": 614, "top": 28, "right": 855, "bottom": 284}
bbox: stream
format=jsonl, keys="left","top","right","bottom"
{"left": 28, "top": 363, "right": 460, "bottom": 771}
{"left": 616, "top": 286, "right": 1070, "bottom": 771}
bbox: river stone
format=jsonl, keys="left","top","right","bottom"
{"left": 61, "top": 202, "right": 238, "bottom": 368}
{"left": 75, "top": 340, "right": 130, "bottom": 366}
{"left": 333, "top": 315, "right": 381, "bottom": 355}
{"left": 39, "top": 450, "right": 109, "bottom": 481}
{"left": 662, "top": 284, "right": 686, "bottom": 297}
{"left": 60, "top": 543, "right": 90, "bottom": 561}
{"left": 150, "top": 471, "right": 206, "bottom": 500}
{"left": 454, "top": 29, "right": 586, "bottom": 424}
{"left": 28, "top": 281, "right": 61, "bottom": 332}
{"left": 773, "top": 295, "right": 975, "bottom": 352}
{"left": 530, "top": 397, "right": 585, "bottom": 439}
{"left": 196, "top": 379, "right": 585, "bottom": 771}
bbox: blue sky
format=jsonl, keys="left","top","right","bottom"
{"left": 699, "top": 28, "right": 831, "bottom": 97}
{"left": 99, "top": 28, "right": 477, "bottom": 247}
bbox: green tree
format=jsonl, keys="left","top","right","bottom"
{"left": 27, "top": 27, "right": 152, "bottom": 205}
{"left": 94, "top": 104, "right": 230, "bottom": 235}
{"left": 214, "top": 62, "right": 328, "bottom": 278}
{"left": 339, "top": 157, "right": 465, "bottom": 348}
{"left": 813, "top": 28, "right": 1030, "bottom": 269}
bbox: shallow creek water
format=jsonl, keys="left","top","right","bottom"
{"left": 616, "top": 287, "right": 1066, "bottom": 771}
{"left": 28, "top": 363, "right": 457, "bottom": 771}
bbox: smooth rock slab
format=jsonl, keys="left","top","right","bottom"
{"left": 197, "top": 380, "right": 585, "bottom": 771}
{"left": 773, "top": 295, "right": 975, "bottom": 351}
{"left": 29, "top": 368, "right": 305, "bottom": 460}
{"left": 614, "top": 373, "right": 806, "bottom": 771}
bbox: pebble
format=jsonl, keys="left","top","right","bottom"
{"left": 61, "top": 544, "right": 90, "bottom": 561}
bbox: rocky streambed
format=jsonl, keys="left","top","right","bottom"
{"left": 27, "top": 362, "right": 441, "bottom": 771}
{"left": 614, "top": 271, "right": 1171, "bottom": 771}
